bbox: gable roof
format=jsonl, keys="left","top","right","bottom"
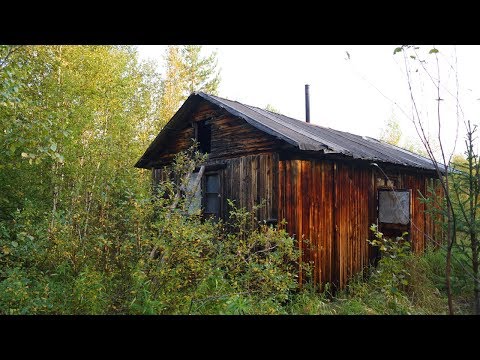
{"left": 135, "top": 91, "right": 442, "bottom": 172}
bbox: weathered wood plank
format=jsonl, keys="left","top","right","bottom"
{"left": 217, "top": 153, "right": 277, "bottom": 225}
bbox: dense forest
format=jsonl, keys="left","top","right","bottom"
{"left": 0, "top": 45, "right": 478, "bottom": 315}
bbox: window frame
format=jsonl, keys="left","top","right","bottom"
{"left": 377, "top": 188, "right": 412, "bottom": 225}
{"left": 202, "top": 170, "right": 222, "bottom": 219}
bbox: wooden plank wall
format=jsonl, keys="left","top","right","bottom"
{"left": 404, "top": 174, "right": 427, "bottom": 253}
{"left": 151, "top": 100, "right": 282, "bottom": 166}
{"left": 193, "top": 101, "right": 280, "bottom": 161}
{"left": 151, "top": 127, "right": 195, "bottom": 165}
{"left": 152, "top": 167, "right": 169, "bottom": 185}
{"left": 423, "top": 177, "right": 445, "bottom": 249}
{"left": 278, "top": 159, "right": 371, "bottom": 289}
{"left": 334, "top": 162, "right": 372, "bottom": 289}
{"left": 152, "top": 153, "right": 278, "bottom": 225}
{"left": 208, "top": 115, "right": 279, "bottom": 161}
{"left": 221, "top": 153, "right": 278, "bottom": 223}
{"left": 380, "top": 170, "right": 444, "bottom": 252}
{"left": 279, "top": 159, "right": 442, "bottom": 290}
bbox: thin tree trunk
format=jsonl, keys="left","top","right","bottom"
{"left": 467, "top": 124, "right": 480, "bottom": 315}
{"left": 48, "top": 46, "right": 63, "bottom": 240}
{"left": 49, "top": 162, "right": 59, "bottom": 238}
{"left": 83, "top": 161, "right": 101, "bottom": 239}
{"left": 446, "top": 201, "right": 454, "bottom": 315}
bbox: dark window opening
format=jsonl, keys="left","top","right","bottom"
{"left": 196, "top": 120, "right": 211, "bottom": 153}
{"left": 203, "top": 172, "right": 220, "bottom": 219}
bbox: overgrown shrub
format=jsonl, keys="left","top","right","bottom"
{"left": 362, "top": 225, "right": 446, "bottom": 314}
{"left": 367, "top": 224, "right": 411, "bottom": 300}
{"left": 130, "top": 195, "right": 302, "bottom": 315}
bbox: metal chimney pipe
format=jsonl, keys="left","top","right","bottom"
{"left": 305, "top": 84, "right": 310, "bottom": 123}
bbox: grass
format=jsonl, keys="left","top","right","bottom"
{"left": 286, "top": 248, "right": 474, "bottom": 315}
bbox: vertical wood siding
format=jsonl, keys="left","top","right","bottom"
{"left": 221, "top": 153, "right": 278, "bottom": 223}
{"left": 278, "top": 159, "right": 442, "bottom": 290}
{"left": 278, "top": 159, "right": 368, "bottom": 288}
{"left": 152, "top": 153, "right": 278, "bottom": 224}
{"left": 380, "top": 171, "right": 445, "bottom": 252}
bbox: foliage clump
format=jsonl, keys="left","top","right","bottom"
{"left": 0, "top": 141, "right": 303, "bottom": 314}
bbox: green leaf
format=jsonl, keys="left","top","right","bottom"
{"left": 11, "top": 241, "right": 18, "bottom": 248}
{"left": 393, "top": 47, "right": 403, "bottom": 55}
{"left": 429, "top": 48, "right": 439, "bottom": 54}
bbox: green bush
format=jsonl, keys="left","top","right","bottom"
{"left": 367, "top": 224, "right": 411, "bottom": 301}
{"left": 130, "top": 196, "right": 302, "bottom": 315}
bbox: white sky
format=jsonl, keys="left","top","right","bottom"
{"left": 137, "top": 45, "right": 480, "bottom": 158}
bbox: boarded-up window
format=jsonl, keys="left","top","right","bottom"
{"left": 204, "top": 172, "right": 220, "bottom": 218}
{"left": 378, "top": 190, "right": 410, "bottom": 225}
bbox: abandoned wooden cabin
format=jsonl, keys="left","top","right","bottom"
{"left": 135, "top": 91, "right": 444, "bottom": 289}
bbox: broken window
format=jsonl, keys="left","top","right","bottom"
{"left": 195, "top": 120, "right": 211, "bottom": 153}
{"left": 378, "top": 189, "right": 411, "bottom": 225}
